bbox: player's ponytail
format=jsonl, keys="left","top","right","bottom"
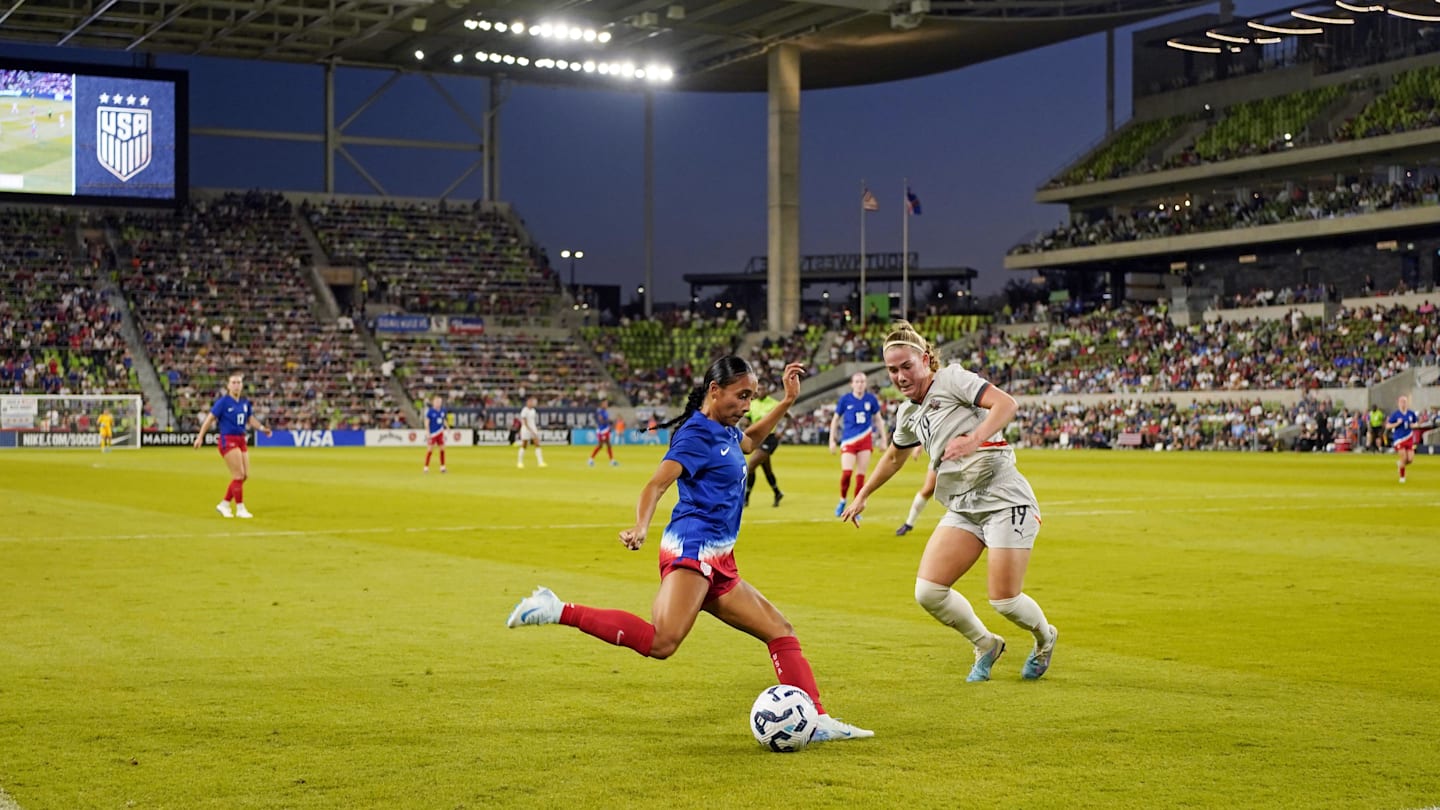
{"left": 652, "top": 355, "right": 754, "bottom": 435}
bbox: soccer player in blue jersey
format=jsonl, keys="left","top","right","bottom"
{"left": 193, "top": 371, "right": 272, "bottom": 519}
{"left": 423, "top": 394, "right": 448, "bottom": 473}
{"left": 829, "top": 372, "right": 886, "bottom": 516}
{"left": 507, "top": 357, "right": 871, "bottom": 743}
{"left": 588, "top": 398, "right": 619, "bottom": 467}
{"left": 1386, "top": 394, "right": 1420, "bottom": 483}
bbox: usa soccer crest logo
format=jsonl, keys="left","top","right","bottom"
{"left": 96, "top": 95, "right": 152, "bottom": 182}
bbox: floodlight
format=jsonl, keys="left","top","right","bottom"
{"left": 478, "top": 20, "right": 492, "bottom": 30}
{"left": 464, "top": 19, "right": 477, "bottom": 30}
{"left": 557, "top": 59, "right": 570, "bottom": 69}
{"left": 575, "top": 251, "right": 584, "bottom": 258}
{"left": 517, "top": 57, "right": 530, "bottom": 66}
{"left": 561, "top": 250, "right": 571, "bottom": 258}
{"left": 494, "top": 21, "right": 508, "bottom": 32}
{"left": 584, "top": 29, "right": 597, "bottom": 41}
{"left": 475, "top": 51, "right": 487, "bottom": 60}
{"left": 503, "top": 55, "right": 515, "bottom": 64}
{"left": 636, "top": 69, "right": 647, "bottom": 79}
{"left": 414, "top": 50, "right": 425, "bottom": 60}
{"left": 570, "top": 27, "right": 583, "bottom": 39}
{"left": 598, "top": 31, "right": 612, "bottom": 43}
{"left": 598, "top": 63, "right": 610, "bottom": 74}
{"left": 452, "top": 53, "right": 463, "bottom": 63}
{"left": 583, "top": 61, "right": 596, "bottom": 72}
{"left": 512, "top": 21, "right": 525, "bottom": 33}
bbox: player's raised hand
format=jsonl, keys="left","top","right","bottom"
{"left": 619, "top": 527, "right": 647, "bottom": 551}
{"left": 780, "top": 362, "right": 805, "bottom": 402}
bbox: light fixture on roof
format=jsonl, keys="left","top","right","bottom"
{"left": 452, "top": 53, "right": 463, "bottom": 63}
{"left": 1247, "top": 20, "right": 1324, "bottom": 34}
{"left": 1253, "top": 36, "right": 1284, "bottom": 44}
{"left": 414, "top": 50, "right": 425, "bottom": 60}
{"left": 1333, "top": 1, "right": 1383, "bottom": 11}
{"left": 1292, "top": 9, "right": 1355, "bottom": 24}
{"left": 511, "top": 21, "right": 525, "bottom": 34}
{"left": 1166, "top": 38, "right": 1223, "bottom": 53}
{"left": 598, "top": 31, "right": 612, "bottom": 43}
{"left": 1388, "top": 7, "right": 1440, "bottom": 22}
{"left": 1205, "top": 30, "right": 1251, "bottom": 43}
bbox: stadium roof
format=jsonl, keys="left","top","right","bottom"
{"left": 0, "top": 0, "right": 1205, "bottom": 92}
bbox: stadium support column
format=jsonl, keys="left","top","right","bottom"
{"left": 644, "top": 91, "right": 655, "bottom": 319}
{"left": 324, "top": 62, "right": 336, "bottom": 194}
{"left": 485, "top": 75, "right": 502, "bottom": 203}
{"left": 767, "top": 44, "right": 801, "bottom": 334}
{"left": 1105, "top": 30, "right": 1115, "bottom": 137}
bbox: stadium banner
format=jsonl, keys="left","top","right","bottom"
{"left": 471, "top": 428, "right": 572, "bottom": 446}
{"left": 365, "top": 428, "right": 475, "bottom": 448}
{"left": 1, "top": 396, "right": 38, "bottom": 429}
{"left": 485, "top": 407, "right": 602, "bottom": 429}
{"left": 17, "top": 431, "right": 112, "bottom": 448}
{"left": 448, "top": 317, "right": 486, "bottom": 335}
{"left": 373, "top": 314, "right": 431, "bottom": 333}
{"left": 142, "top": 431, "right": 220, "bottom": 447}
{"left": 255, "top": 429, "right": 366, "bottom": 448}
{"left": 571, "top": 428, "right": 669, "bottom": 446}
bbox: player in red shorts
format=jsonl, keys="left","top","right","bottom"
{"left": 829, "top": 372, "right": 886, "bottom": 517}
{"left": 193, "top": 371, "right": 272, "bottom": 518}
{"left": 423, "top": 395, "right": 448, "bottom": 473}
{"left": 1386, "top": 395, "right": 1420, "bottom": 483}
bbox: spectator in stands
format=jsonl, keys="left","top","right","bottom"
{"left": 840, "top": 320, "right": 1058, "bottom": 683}
{"left": 504, "top": 357, "right": 872, "bottom": 744}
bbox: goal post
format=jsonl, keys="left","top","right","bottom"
{"left": 0, "top": 394, "right": 143, "bottom": 449}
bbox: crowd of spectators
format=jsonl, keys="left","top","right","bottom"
{"left": 1013, "top": 177, "right": 1439, "bottom": 255}
{"left": 304, "top": 200, "right": 558, "bottom": 323}
{"left": 116, "top": 192, "right": 400, "bottom": 430}
{"left": 959, "top": 300, "right": 1437, "bottom": 397}
{"left": 0, "top": 209, "right": 142, "bottom": 398}
{"left": 384, "top": 331, "right": 614, "bottom": 416}
{"left": 0, "top": 70, "right": 73, "bottom": 96}
{"left": 584, "top": 310, "right": 746, "bottom": 407}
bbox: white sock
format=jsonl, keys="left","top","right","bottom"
{"left": 535, "top": 448, "right": 545, "bottom": 464}
{"left": 989, "top": 593, "right": 1050, "bottom": 645}
{"left": 906, "top": 493, "right": 931, "bottom": 526}
{"left": 915, "top": 579, "right": 991, "bottom": 647}
{"left": 517, "top": 447, "right": 524, "bottom": 464}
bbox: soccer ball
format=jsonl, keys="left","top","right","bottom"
{"left": 749, "top": 685, "right": 817, "bottom": 753}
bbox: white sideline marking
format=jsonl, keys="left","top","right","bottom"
{"left": 0, "top": 786, "right": 23, "bottom": 810}
{"left": 6, "top": 497, "right": 1440, "bottom": 545}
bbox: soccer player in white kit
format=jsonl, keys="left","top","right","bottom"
{"left": 839, "top": 320, "right": 1058, "bottom": 682}
{"left": 517, "top": 396, "right": 545, "bottom": 468}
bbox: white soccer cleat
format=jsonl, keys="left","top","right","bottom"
{"left": 234, "top": 504, "right": 254, "bottom": 519}
{"left": 215, "top": 501, "right": 233, "bottom": 519}
{"left": 811, "top": 713, "right": 874, "bottom": 742}
{"left": 423, "top": 466, "right": 429, "bottom": 473}
{"left": 517, "top": 461, "right": 525, "bottom": 469}
{"left": 506, "top": 586, "right": 564, "bottom": 628}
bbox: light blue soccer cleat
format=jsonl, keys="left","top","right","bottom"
{"left": 966, "top": 634, "right": 1006, "bottom": 683}
{"left": 834, "top": 499, "right": 846, "bottom": 517}
{"left": 1022, "top": 625, "right": 1058, "bottom": 680}
{"left": 506, "top": 586, "right": 564, "bottom": 628}
{"left": 811, "top": 713, "right": 874, "bottom": 742}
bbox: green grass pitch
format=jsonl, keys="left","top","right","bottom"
{"left": 1, "top": 445, "right": 1437, "bottom": 809}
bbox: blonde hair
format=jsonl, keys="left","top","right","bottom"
{"left": 882, "top": 320, "right": 940, "bottom": 372}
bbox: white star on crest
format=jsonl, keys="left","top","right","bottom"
{"left": 99, "top": 93, "right": 110, "bottom": 103}
{"left": 126, "top": 95, "right": 137, "bottom": 105}
{"left": 140, "top": 96, "right": 150, "bottom": 107}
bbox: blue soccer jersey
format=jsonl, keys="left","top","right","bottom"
{"left": 1389, "top": 409, "right": 1419, "bottom": 442}
{"left": 211, "top": 395, "right": 252, "bottom": 436}
{"left": 659, "top": 410, "right": 747, "bottom": 563}
{"left": 836, "top": 391, "right": 882, "bottom": 443}
{"left": 426, "top": 406, "right": 447, "bottom": 436}
{"left": 595, "top": 406, "right": 612, "bottom": 431}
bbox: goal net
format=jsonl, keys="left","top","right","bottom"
{"left": 0, "top": 394, "right": 143, "bottom": 449}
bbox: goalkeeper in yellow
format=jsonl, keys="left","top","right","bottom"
{"left": 97, "top": 409, "right": 114, "bottom": 453}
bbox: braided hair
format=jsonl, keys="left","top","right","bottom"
{"left": 652, "top": 355, "right": 755, "bottom": 434}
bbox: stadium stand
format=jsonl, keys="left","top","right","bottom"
{"left": 382, "top": 330, "right": 614, "bottom": 412}
{"left": 0, "top": 208, "right": 143, "bottom": 400}
{"left": 114, "top": 191, "right": 399, "bottom": 430}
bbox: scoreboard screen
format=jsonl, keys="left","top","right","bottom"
{"left": 0, "top": 57, "right": 187, "bottom": 205}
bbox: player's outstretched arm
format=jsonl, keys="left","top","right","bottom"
{"left": 839, "top": 443, "right": 909, "bottom": 526}
{"left": 742, "top": 363, "right": 804, "bottom": 452}
{"left": 621, "top": 460, "right": 683, "bottom": 550}
{"left": 193, "top": 414, "right": 216, "bottom": 449}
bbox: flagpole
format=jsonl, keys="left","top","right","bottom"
{"left": 901, "top": 177, "right": 909, "bottom": 321}
{"left": 860, "top": 179, "right": 867, "bottom": 329}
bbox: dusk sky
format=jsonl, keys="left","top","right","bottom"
{"left": 8, "top": 1, "right": 1285, "bottom": 305}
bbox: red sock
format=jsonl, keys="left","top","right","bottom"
{"left": 561, "top": 604, "right": 655, "bottom": 657}
{"left": 439, "top": 449, "right": 446, "bottom": 465}
{"left": 233, "top": 479, "right": 244, "bottom": 504}
{"left": 424, "top": 450, "right": 433, "bottom": 466}
{"left": 223, "top": 481, "right": 238, "bottom": 502}
{"left": 590, "top": 446, "right": 600, "bottom": 459}
{"left": 855, "top": 474, "right": 866, "bottom": 496}
{"left": 767, "top": 636, "right": 825, "bottom": 714}
{"left": 606, "top": 446, "right": 614, "bottom": 460}
{"left": 839, "top": 470, "right": 853, "bottom": 498}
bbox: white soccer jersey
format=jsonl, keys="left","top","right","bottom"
{"left": 892, "top": 364, "right": 1029, "bottom": 512}
{"left": 518, "top": 406, "right": 540, "bottom": 439}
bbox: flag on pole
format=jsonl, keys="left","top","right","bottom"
{"left": 906, "top": 187, "right": 922, "bottom": 216}
{"left": 862, "top": 188, "right": 879, "bottom": 212}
